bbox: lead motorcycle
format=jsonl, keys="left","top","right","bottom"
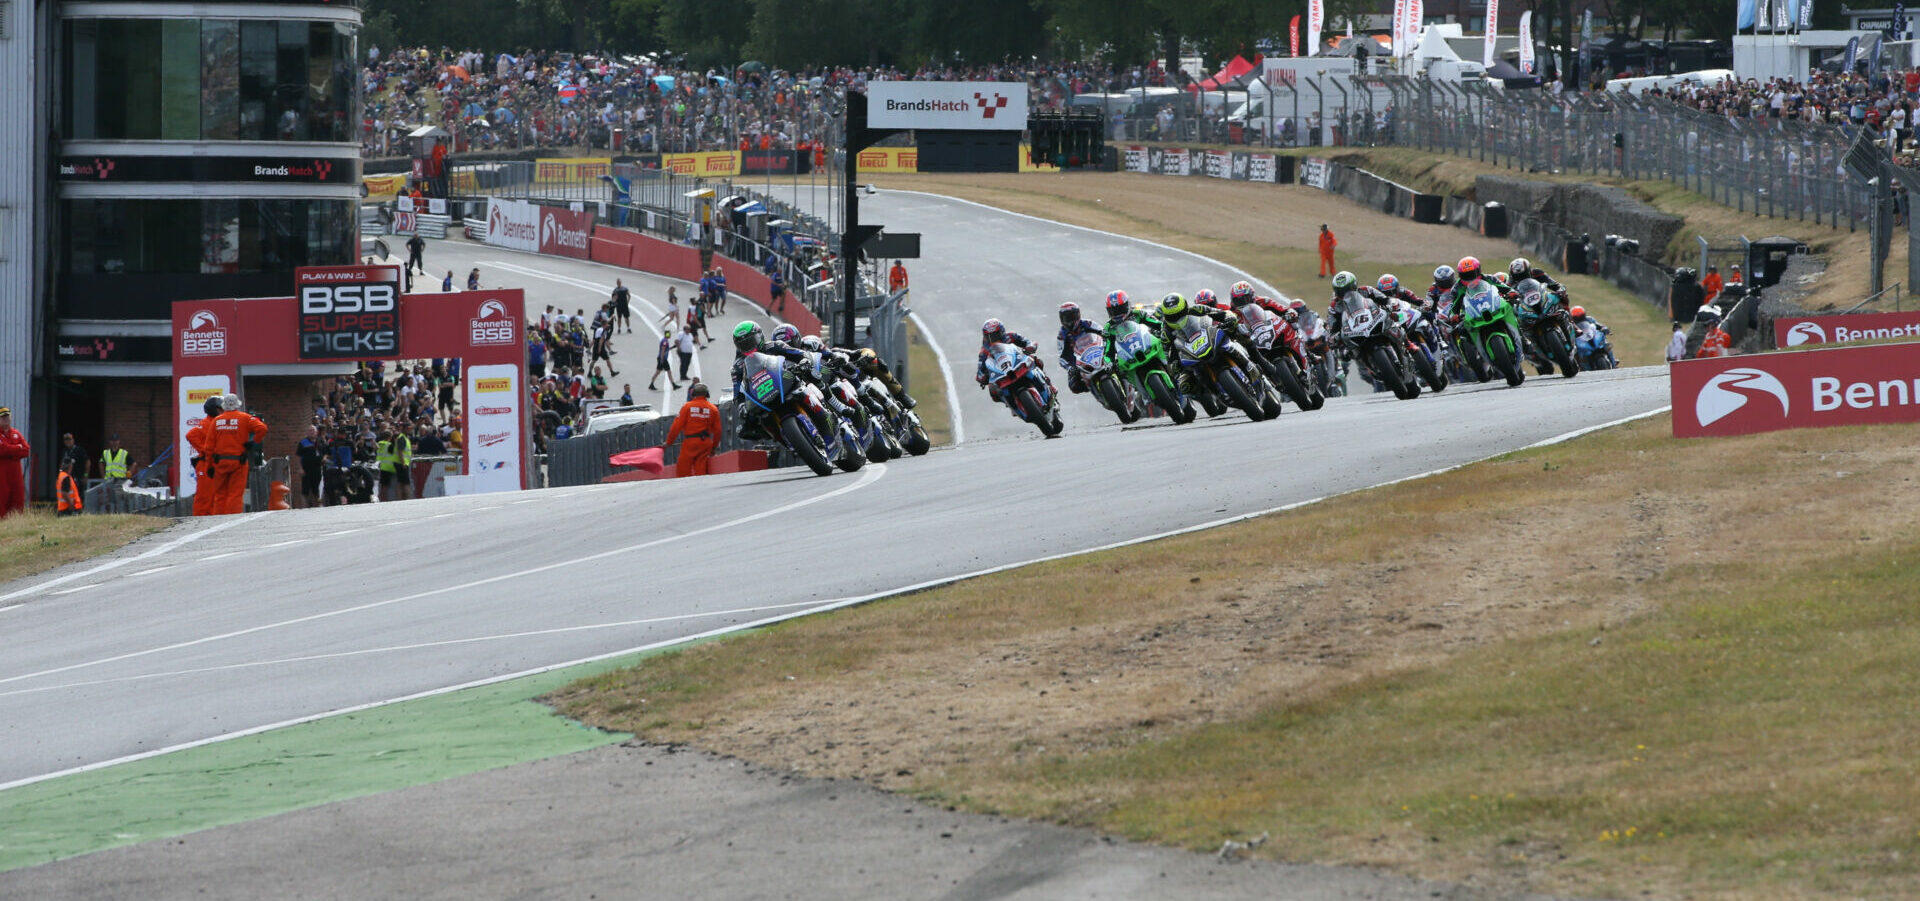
{"left": 1069, "top": 331, "right": 1140, "bottom": 424}
{"left": 982, "top": 342, "right": 1064, "bottom": 437}
{"left": 1453, "top": 280, "right": 1526, "bottom": 387}
{"left": 738, "top": 351, "right": 865, "bottom": 476}
{"left": 1233, "top": 300, "right": 1324, "bottom": 411}
{"left": 1333, "top": 290, "right": 1421, "bottom": 400}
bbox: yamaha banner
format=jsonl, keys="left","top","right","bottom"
{"left": 1483, "top": 0, "right": 1500, "bottom": 68}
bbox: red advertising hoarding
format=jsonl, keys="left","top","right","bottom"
{"left": 1670, "top": 342, "right": 1920, "bottom": 438}
{"left": 537, "top": 206, "right": 594, "bottom": 260}
{"left": 1773, "top": 310, "right": 1920, "bottom": 348}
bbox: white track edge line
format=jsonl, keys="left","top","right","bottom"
{"left": 0, "top": 513, "right": 267, "bottom": 605}
{"left": 905, "top": 309, "right": 965, "bottom": 447}
{"left": 0, "top": 406, "right": 1666, "bottom": 793}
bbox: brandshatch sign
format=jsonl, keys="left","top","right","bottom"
{"left": 296, "top": 265, "right": 402, "bottom": 359}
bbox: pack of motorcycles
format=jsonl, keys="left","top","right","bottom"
{"left": 738, "top": 276, "right": 1617, "bottom": 474}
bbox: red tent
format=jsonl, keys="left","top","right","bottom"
{"left": 1190, "top": 56, "right": 1256, "bottom": 92}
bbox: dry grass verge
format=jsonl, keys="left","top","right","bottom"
{"left": 869, "top": 171, "right": 1672, "bottom": 367}
{"left": 552, "top": 416, "right": 1920, "bottom": 900}
{"left": 0, "top": 509, "right": 166, "bottom": 587}
{"left": 903, "top": 318, "right": 952, "bottom": 447}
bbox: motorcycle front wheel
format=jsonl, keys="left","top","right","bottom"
{"left": 781, "top": 415, "right": 836, "bottom": 476}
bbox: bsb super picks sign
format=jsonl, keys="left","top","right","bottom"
{"left": 296, "top": 265, "right": 402, "bottom": 359}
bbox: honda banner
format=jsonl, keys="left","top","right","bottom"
{"left": 867, "top": 81, "right": 1029, "bottom": 131}
{"left": 1671, "top": 342, "right": 1920, "bottom": 438}
{"left": 537, "top": 206, "right": 594, "bottom": 260}
{"left": 486, "top": 198, "right": 539, "bottom": 253}
{"left": 1775, "top": 311, "right": 1920, "bottom": 348}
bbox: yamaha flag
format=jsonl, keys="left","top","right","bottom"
{"left": 1484, "top": 0, "right": 1499, "bottom": 68}
{"left": 1307, "top": 0, "right": 1323, "bottom": 57}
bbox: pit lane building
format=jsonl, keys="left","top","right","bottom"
{"left": 2, "top": 0, "right": 362, "bottom": 494}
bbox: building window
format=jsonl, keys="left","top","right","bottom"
{"left": 63, "top": 199, "right": 356, "bottom": 276}
{"left": 64, "top": 19, "right": 356, "bottom": 143}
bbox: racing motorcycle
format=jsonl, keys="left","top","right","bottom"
{"left": 1388, "top": 303, "right": 1449, "bottom": 393}
{"left": 1295, "top": 307, "right": 1347, "bottom": 398}
{"left": 818, "top": 358, "right": 899, "bottom": 463}
{"left": 982, "top": 342, "right": 1064, "bottom": 437}
{"left": 738, "top": 351, "right": 865, "bottom": 476}
{"left": 860, "top": 378, "right": 931, "bottom": 456}
{"left": 1332, "top": 290, "right": 1421, "bottom": 400}
{"left": 1069, "top": 332, "right": 1140, "bottom": 424}
{"left": 1233, "top": 300, "right": 1324, "bottom": 411}
{"left": 1108, "top": 319, "right": 1195, "bottom": 424}
{"left": 1576, "top": 323, "right": 1617, "bottom": 371}
{"left": 1171, "top": 316, "right": 1278, "bottom": 420}
{"left": 1514, "top": 277, "right": 1580, "bottom": 378}
{"left": 1436, "top": 309, "right": 1493, "bottom": 383}
{"left": 1453, "top": 280, "right": 1526, "bottom": 387}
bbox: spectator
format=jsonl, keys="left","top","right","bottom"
{"left": 296, "top": 425, "right": 325, "bottom": 508}
{"left": 442, "top": 270, "right": 454, "bottom": 292}
{"left": 467, "top": 268, "right": 481, "bottom": 290}
{"left": 612, "top": 279, "right": 633, "bottom": 333}
{"left": 1666, "top": 322, "right": 1688, "bottom": 362}
{"left": 676, "top": 327, "right": 698, "bottom": 381}
{"left": 619, "top": 383, "right": 635, "bottom": 406}
{"left": 60, "top": 433, "right": 90, "bottom": 483}
{"left": 649, "top": 329, "right": 680, "bottom": 390}
{"left": 770, "top": 267, "right": 788, "bottom": 313}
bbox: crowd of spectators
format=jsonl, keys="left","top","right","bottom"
{"left": 302, "top": 359, "right": 460, "bottom": 506}
{"left": 1639, "top": 68, "right": 1920, "bottom": 171}
{"left": 360, "top": 47, "right": 1174, "bottom": 156}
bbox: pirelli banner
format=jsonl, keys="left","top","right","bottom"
{"left": 534, "top": 157, "right": 613, "bottom": 183}
{"left": 856, "top": 147, "right": 919, "bottom": 173}
{"left": 662, "top": 151, "right": 743, "bottom": 177}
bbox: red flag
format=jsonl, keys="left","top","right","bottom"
{"left": 609, "top": 447, "right": 665, "bottom": 473}
{"left": 1290, "top": 14, "right": 1302, "bottom": 57}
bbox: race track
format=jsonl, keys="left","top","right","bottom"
{"left": 0, "top": 192, "right": 1672, "bottom": 898}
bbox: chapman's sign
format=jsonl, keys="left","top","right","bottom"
{"left": 867, "top": 81, "right": 1029, "bottom": 131}
{"left": 1671, "top": 342, "right": 1920, "bottom": 438}
{"left": 1774, "top": 310, "right": 1920, "bottom": 347}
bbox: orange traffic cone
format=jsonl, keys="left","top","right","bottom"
{"left": 269, "top": 481, "right": 292, "bottom": 511}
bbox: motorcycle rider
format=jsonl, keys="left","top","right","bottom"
{"left": 1375, "top": 274, "right": 1424, "bottom": 308}
{"left": 976, "top": 319, "right": 1053, "bottom": 403}
{"left": 1509, "top": 257, "right": 1568, "bottom": 301}
{"left": 1426, "top": 265, "right": 1457, "bottom": 312}
{"left": 730, "top": 320, "right": 816, "bottom": 441}
{"left": 1227, "top": 281, "right": 1297, "bottom": 322}
{"left": 1571, "top": 305, "right": 1611, "bottom": 361}
{"left": 1324, "top": 271, "right": 1391, "bottom": 335}
{"left": 1157, "top": 292, "right": 1245, "bottom": 394}
{"left": 1055, "top": 302, "right": 1103, "bottom": 394}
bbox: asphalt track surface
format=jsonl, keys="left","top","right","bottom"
{"left": 0, "top": 194, "right": 1666, "bottom": 897}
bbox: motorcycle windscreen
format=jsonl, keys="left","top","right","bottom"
{"left": 1112, "top": 322, "right": 1153, "bottom": 361}
{"left": 1071, "top": 332, "right": 1105, "bottom": 367}
{"left": 741, "top": 354, "right": 786, "bottom": 410}
{"left": 1175, "top": 317, "right": 1212, "bottom": 355}
{"left": 1238, "top": 306, "right": 1277, "bottom": 345}
{"left": 1462, "top": 286, "right": 1503, "bottom": 320}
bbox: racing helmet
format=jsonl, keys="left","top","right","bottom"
{"left": 1491, "top": 272, "right": 1512, "bottom": 287}
{"left": 1104, "top": 290, "right": 1131, "bottom": 321}
{"left": 854, "top": 347, "right": 880, "bottom": 367}
{"left": 1570, "top": 306, "right": 1587, "bottom": 320}
{"left": 1432, "top": 265, "right": 1456, "bottom": 291}
{"left": 1192, "top": 289, "right": 1220, "bottom": 309}
{"left": 1456, "top": 257, "right": 1482, "bottom": 284}
{"left": 732, "top": 321, "right": 764, "bottom": 354}
{"left": 1376, "top": 274, "right": 1400, "bottom": 293}
{"left": 981, "top": 318, "right": 1007, "bottom": 342}
{"left": 1158, "top": 293, "right": 1190, "bottom": 319}
{"left": 1229, "top": 281, "right": 1255, "bottom": 303}
{"left": 1058, "top": 301, "right": 1083, "bottom": 328}
{"left": 1509, "top": 258, "right": 1532, "bottom": 279}
{"left": 770, "top": 324, "right": 800, "bottom": 344}
{"left": 1330, "top": 271, "right": 1357, "bottom": 291}
{"left": 798, "top": 336, "right": 827, "bottom": 353}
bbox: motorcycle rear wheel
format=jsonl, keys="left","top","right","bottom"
{"left": 781, "top": 415, "right": 836, "bottom": 476}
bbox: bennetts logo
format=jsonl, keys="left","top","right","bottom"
{"left": 1784, "top": 321, "right": 1826, "bottom": 346}
{"left": 1695, "top": 367, "right": 1789, "bottom": 427}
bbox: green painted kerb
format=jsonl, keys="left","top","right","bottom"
{"left": 0, "top": 664, "right": 631, "bottom": 873}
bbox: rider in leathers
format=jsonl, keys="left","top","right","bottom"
{"left": 730, "top": 321, "right": 819, "bottom": 441}
{"left": 976, "top": 319, "right": 1053, "bottom": 403}
{"left": 1055, "top": 302, "right": 1104, "bottom": 394}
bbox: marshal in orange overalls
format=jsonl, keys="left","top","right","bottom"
{"left": 664, "top": 396, "right": 721, "bottom": 477}
{"left": 204, "top": 409, "right": 268, "bottom": 515}
{"left": 187, "top": 412, "right": 216, "bottom": 517}
{"left": 1317, "top": 225, "right": 1338, "bottom": 277}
